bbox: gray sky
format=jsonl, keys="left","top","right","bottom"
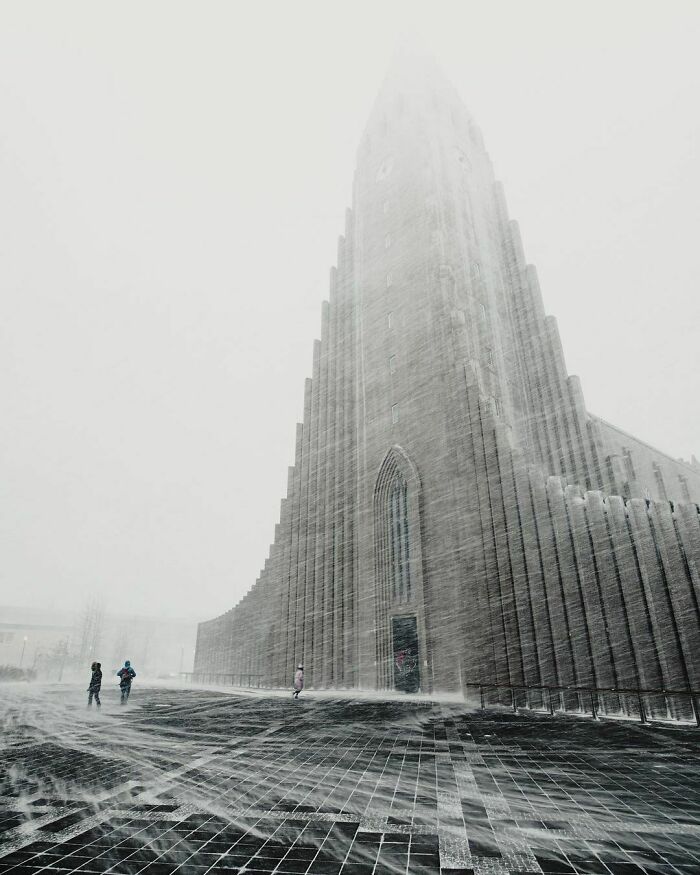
{"left": 1, "top": 0, "right": 698, "bottom": 622}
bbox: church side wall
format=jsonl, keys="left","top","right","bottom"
{"left": 461, "top": 392, "right": 700, "bottom": 716}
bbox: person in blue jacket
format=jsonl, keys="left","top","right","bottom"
{"left": 116, "top": 660, "right": 136, "bottom": 705}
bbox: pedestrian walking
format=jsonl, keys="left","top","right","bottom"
{"left": 292, "top": 664, "right": 304, "bottom": 699}
{"left": 87, "top": 661, "right": 102, "bottom": 708}
{"left": 117, "top": 660, "right": 136, "bottom": 705}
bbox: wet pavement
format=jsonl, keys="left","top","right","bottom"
{"left": 1, "top": 685, "right": 699, "bottom": 874}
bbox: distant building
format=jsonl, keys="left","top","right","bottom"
{"left": 0, "top": 606, "right": 73, "bottom": 674}
{"left": 0, "top": 604, "right": 198, "bottom": 680}
{"left": 195, "top": 56, "right": 700, "bottom": 713}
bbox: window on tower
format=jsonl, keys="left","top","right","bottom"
{"left": 386, "top": 272, "right": 393, "bottom": 288}
{"left": 680, "top": 476, "right": 692, "bottom": 503}
{"left": 392, "top": 404, "right": 399, "bottom": 424}
{"left": 389, "top": 354, "right": 397, "bottom": 374}
{"left": 653, "top": 463, "right": 668, "bottom": 500}
{"left": 453, "top": 146, "right": 470, "bottom": 169}
{"left": 376, "top": 155, "right": 394, "bottom": 182}
{"left": 388, "top": 473, "right": 410, "bottom": 603}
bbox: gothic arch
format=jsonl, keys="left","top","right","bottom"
{"left": 373, "top": 446, "right": 429, "bottom": 690}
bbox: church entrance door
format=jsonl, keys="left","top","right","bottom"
{"left": 392, "top": 616, "right": 420, "bottom": 693}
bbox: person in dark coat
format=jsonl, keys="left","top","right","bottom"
{"left": 292, "top": 664, "right": 304, "bottom": 699}
{"left": 116, "top": 660, "right": 136, "bottom": 705}
{"left": 87, "top": 662, "right": 102, "bottom": 708}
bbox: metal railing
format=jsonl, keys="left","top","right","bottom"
{"left": 464, "top": 681, "right": 700, "bottom": 726}
{"left": 181, "top": 672, "right": 266, "bottom": 688}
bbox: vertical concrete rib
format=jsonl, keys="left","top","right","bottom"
{"left": 514, "top": 462, "right": 558, "bottom": 687}
{"left": 342, "top": 215, "right": 357, "bottom": 686}
{"left": 313, "top": 303, "right": 330, "bottom": 687}
{"left": 304, "top": 341, "right": 322, "bottom": 686}
{"left": 480, "top": 400, "right": 524, "bottom": 688}
{"left": 287, "top": 425, "right": 304, "bottom": 676}
{"left": 543, "top": 318, "right": 583, "bottom": 484}
{"left": 649, "top": 501, "right": 700, "bottom": 690}
{"left": 626, "top": 499, "right": 687, "bottom": 705}
{"left": 506, "top": 452, "right": 545, "bottom": 687}
{"left": 321, "top": 275, "right": 338, "bottom": 688}
{"left": 566, "top": 487, "right": 616, "bottom": 691}
{"left": 297, "top": 379, "right": 314, "bottom": 670}
{"left": 585, "top": 491, "right": 639, "bottom": 697}
{"left": 463, "top": 386, "right": 508, "bottom": 686}
{"left": 333, "top": 222, "right": 352, "bottom": 687}
{"left": 494, "top": 437, "right": 534, "bottom": 691}
{"left": 520, "top": 263, "right": 561, "bottom": 474}
{"left": 673, "top": 503, "right": 700, "bottom": 610}
{"left": 279, "top": 472, "right": 295, "bottom": 683}
{"left": 604, "top": 495, "right": 664, "bottom": 693}
{"left": 330, "top": 256, "right": 345, "bottom": 688}
{"left": 546, "top": 477, "right": 594, "bottom": 690}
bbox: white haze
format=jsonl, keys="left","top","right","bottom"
{"left": 1, "top": 0, "right": 698, "bottom": 622}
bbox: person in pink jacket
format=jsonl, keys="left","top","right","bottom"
{"left": 292, "top": 664, "right": 304, "bottom": 699}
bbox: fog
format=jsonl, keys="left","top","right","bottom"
{"left": 1, "top": 0, "right": 698, "bottom": 625}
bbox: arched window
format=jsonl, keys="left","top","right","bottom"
{"left": 388, "top": 474, "right": 411, "bottom": 603}
{"left": 375, "top": 449, "right": 419, "bottom": 609}
{"left": 373, "top": 446, "right": 425, "bottom": 691}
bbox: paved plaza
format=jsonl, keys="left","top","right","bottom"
{"left": 1, "top": 685, "right": 699, "bottom": 875}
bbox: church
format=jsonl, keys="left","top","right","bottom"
{"left": 194, "top": 57, "right": 700, "bottom": 716}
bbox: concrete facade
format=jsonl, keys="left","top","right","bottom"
{"left": 195, "top": 58, "right": 700, "bottom": 712}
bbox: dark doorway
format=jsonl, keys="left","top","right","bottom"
{"left": 392, "top": 616, "right": 420, "bottom": 693}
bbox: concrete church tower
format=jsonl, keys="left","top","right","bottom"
{"left": 195, "top": 55, "right": 700, "bottom": 715}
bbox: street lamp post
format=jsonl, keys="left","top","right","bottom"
{"left": 19, "top": 636, "right": 28, "bottom": 668}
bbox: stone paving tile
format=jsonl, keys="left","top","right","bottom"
{"left": 1, "top": 686, "right": 699, "bottom": 874}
